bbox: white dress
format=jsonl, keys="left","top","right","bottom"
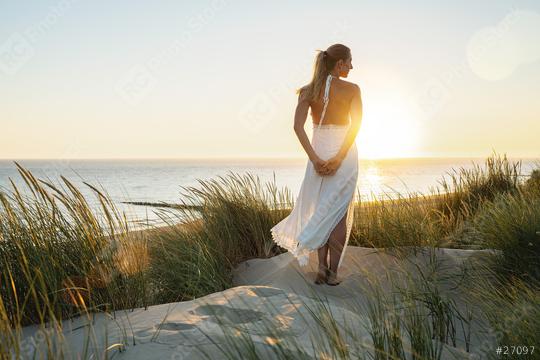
{"left": 271, "top": 74, "right": 359, "bottom": 270}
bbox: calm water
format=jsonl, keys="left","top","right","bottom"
{"left": 1, "top": 157, "right": 538, "bottom": 226}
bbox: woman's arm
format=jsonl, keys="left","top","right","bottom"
{"left": 293, "top": 90, "right": 328, "bottom": 175}
{"left": 326, "top": 84, "right": 363, "bottom": 174}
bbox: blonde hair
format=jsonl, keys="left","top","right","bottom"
{"left": 298, "top": 44, "right": 351, "bottom": 102}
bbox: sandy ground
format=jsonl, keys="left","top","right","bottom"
{"left": 19, "top": 245, "right": 498, "bottom": 359}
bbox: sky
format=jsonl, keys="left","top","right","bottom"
{"left": 1, "top": 0, "right": 539, "bottom": 160}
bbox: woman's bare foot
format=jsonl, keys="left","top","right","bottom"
{"left": 326, "top": 269, "right": 341, "bottom": 286}
{"left": 314, "top": 266, "right": 329, "bottom": 285}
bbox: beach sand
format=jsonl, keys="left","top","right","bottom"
{"left": 20, "top": 245, "right": 497, "bottom": 359}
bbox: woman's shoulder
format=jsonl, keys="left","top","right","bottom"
{"left": 298, "top": 84, "right": 309, "bottom": 94}
{"left": 297, "top": 85, "right": 311, "bottom": 102}
{"left": 335, "top": 78, "right": 360, "bottom": 92}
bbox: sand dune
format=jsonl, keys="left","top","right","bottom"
{"left": 21, "top": 246, "right": 498, "bottom": 359}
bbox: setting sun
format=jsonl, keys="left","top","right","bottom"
{"left": 356, "top": 96, "right": 422, "bottom": 159}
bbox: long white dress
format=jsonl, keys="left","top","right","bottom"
{"left": 271, "top": 74, "right": 359, "bottom": 270}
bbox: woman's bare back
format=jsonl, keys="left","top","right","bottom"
{"left": 310, "top": 78, "right": 357, "bottom": 126}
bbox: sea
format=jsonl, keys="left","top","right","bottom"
{"left": 1, "top": 157, "right": 538, "bottom": 228}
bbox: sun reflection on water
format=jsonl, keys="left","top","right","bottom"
{"left": 359, "top": 163, "right": 384, "bottom": 202}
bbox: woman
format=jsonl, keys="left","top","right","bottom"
{"left": 271, "top": 43, "right": 363, "bottom": 286}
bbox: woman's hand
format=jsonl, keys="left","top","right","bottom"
{"left": 312, "top": 156, "right": 330, "bottom": 176}
{"left": 324, "top": 155, "right": 344, "bottom": 176}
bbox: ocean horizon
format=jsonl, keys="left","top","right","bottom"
{"left": 2, "top": 156, "right": 538, "bottom": 226}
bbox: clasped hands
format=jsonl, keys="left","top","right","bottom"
{"left": 312, "top": 155, "right": 344, "bottom": 176}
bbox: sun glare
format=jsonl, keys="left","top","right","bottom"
{"left": 356, "top": 96, "right": 421, "bottom": 159}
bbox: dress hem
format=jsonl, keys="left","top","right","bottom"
{"left": 270, "top": 189, "right": 356, "bottom": 269}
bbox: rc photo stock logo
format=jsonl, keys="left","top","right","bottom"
{"left": 115, "top": 64, "right": 158, "bottom": 105}
{"left": 0, "top": 33, "right": 35, "bottom": 76}
{"left": 0, "top": 0, "right": 79, "bottom": 76}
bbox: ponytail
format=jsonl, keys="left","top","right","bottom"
{"left": 298, "top": 44, "right": 351, "bottom": 102}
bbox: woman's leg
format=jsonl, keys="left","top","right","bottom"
{"left": 328, "top": 211, "right": 347, "bottom": 280}
{"left": 318, "top": 243, "right": 329, "bottom": 268}
{"left": 315, "top": 243, "right": 329, "bottom": 284}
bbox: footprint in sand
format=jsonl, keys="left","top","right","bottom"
{"left": 190, "top": 300, "right": 305, "bottom": 338}
{"left": 148, "top": 320, "right": 219, "bottom": 347}
{"left": 156, "top": 322, "right": 198, "bottom": 331}
{"left": 249, "top": 287, "right": 286, "bottom": 298}
{"left": 192, "top": 304, "right": 266, "bottom": 324}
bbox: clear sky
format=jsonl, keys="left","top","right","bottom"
{"left": 1, "top": 0, "right": 539, "bottom": 160}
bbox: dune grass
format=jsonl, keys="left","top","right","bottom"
{"left": 1, "top": 152, "right": 539, "bottom": 358}
{"left": 0, "top": 163, "right": 145, "bottom": 324}
{"left": 350, "top": 152, "right": 526, "bottom": 250}
{"left": 467, "top": 188, "right": 540, "bottom": 282}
